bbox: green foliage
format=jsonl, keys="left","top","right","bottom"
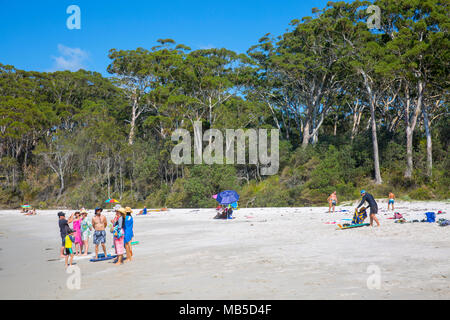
{"left": 0, "top": 0, "right": 448, "bottom": 208}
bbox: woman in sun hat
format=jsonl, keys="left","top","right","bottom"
{"left": 80, "top": 209, "right": 92, "bottom": 255}
{"left": 124, "top": 207, "right": 134, "bottom": 262}
{"left": 112, "top": 207, "right": 126, "bottom": 265}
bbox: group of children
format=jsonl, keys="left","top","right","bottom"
{"left": 58, "top": 206, "right": 135, "bottom": 268}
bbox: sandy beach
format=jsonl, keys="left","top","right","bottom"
{"left": 0, "top": 200, "right": 449, "bottom": 300}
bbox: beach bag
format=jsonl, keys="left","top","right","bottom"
{"left": 425, "top": 212, "right": 435, "bottom": 223}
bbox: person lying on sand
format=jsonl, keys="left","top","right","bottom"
{"left": 357, "top": 190, "right": 380, "bottom": 227}
{"left": 24, "top": 209, "right": 36, "bottom": 215}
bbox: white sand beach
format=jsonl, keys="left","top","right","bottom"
{"left": 0, "top": 200, "right": 449, "bottom": 300}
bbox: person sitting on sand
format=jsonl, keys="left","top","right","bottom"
{"left": 64, "top": 229, "right": 76, "bottom": 268}
{"left": 80, "top": 209, "right": 92, "bottom": 256}
{"left": 58, "top": 211, "right": 74, "bottom": 258}
{"left": 24, "top": 208, "right": 36, "bottom": 216}
{"left": 92, "top": 207, "right": 108, "bottom": 260}
{"left": 124, "top": 207, "right": 134, "bottom": 262}
{"left": 388, "top": 192, "right": 395, "bottom": 211}
{"left": 327, "top": 191, "right": 338, "bottom": 213}
{"left": 137, "top": 206, "right": 147, "bottom": 215}
{"left": 112, "top": 207, "right": 126, "bottom": 265}
{"left": 357, "top": 190, "right": 380, "bottom": 227}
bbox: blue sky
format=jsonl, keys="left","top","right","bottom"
{"left": 0, "top": 0, "right": 330, "bottom": 75}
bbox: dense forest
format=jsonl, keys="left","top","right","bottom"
{"left": 0, "top": 0, "right": 448, "bottom": 209}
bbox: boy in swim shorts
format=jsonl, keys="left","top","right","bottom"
{"left": 64, "top": 229, "right": 75, "bottom": 268}
{"left": 327, "top": 191, "right": 338, "bottom": 213}
{"left": 388, "top": 192, "right": 395, "bottom": 211}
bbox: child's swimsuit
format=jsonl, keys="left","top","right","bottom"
{"left": 64, "top": 235, "right": 74, "bottom": 255}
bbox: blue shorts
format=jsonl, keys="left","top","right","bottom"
{"left": 93, "top": 230, "right": 106, "bottom": 245}
{"left": 389, "top": 199, "right": 394, "bottom": 204}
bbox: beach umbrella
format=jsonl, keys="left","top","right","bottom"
{"left": 215, "top": 190, "right": 240, "bottom": 205}
{"left": 105, "top": 199, "right": 120, "bottom": 204}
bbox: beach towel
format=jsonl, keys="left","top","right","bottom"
{"left": 394, "top": 212, "right": 403, "bottom": 219}
{"left": 352, "top": 207, "right": 367, "bottom": 225}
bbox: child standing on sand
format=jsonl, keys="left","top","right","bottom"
{"left": 64, "top": 229, "right": 75, "bottom": 268}
{"left": 327, "top": 191, "right": 338, "bottom": 213}
{"left": 388, "top": 192, "right": 395, "bottom": 211}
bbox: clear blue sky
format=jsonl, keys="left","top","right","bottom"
{"left": 0, "top": 0, "right": 330, "bottom": 75}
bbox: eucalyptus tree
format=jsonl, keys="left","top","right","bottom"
{"left": 108, "top": 39, "right": 188, "bottom": 145}
{"left": 376, "top": 0, "right": 449, "bottom": 178}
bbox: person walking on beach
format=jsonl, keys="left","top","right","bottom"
{"left": 124, "top": 207, "right": 134, "bottom": 262}
{"left": 112, "top": 207, "right": 126, "bottom": 265}
{"left": 92, "top": 207, "right": 107, "bottom": 259}
{"left": 388, "top": 192, "right": 395, "bottom": 211}
{"left": 58, "top": 212, "right": 74, "bottom": 258}
{"left": 357, "top": 190, "right": 380, "bottom": 227}
{"left": 80, "top": 209, "right": 92, "bottom": 255}
{"left": 327, "top": 191, "right": 338, "bottom": 213}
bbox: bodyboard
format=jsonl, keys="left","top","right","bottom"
{"left": 90, "top": 254, "right": 117, "bottom": 262}
{"left": 337, "top": 223, "right": 370, "bottom": 230}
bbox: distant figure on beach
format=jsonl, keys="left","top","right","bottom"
{"left": 124, "top": 207, "right": 134, "bottom": 262}
{"left": 327, "top": 191, "right": 338, "bottom": 213}
{"left": 137, "top": 206, "right": 147, "bottom": 215}
{"left": 357, "top": 190, "right": 380, "bottom": 227}
{"left": 58, "top": 211, "right": 74, "bottom": 258}
{"left": 112, "top": 207, "right": 126, "bottom": 265}
{"left": 388, "top": 192, "right": 395, "bottom": 211}
{"left": 92, "top": 207, "right": 107, "bottom": 259}
{"left": 80, "top": 209, "right": 92, "bottom": 255}
{"left": 24, "top": 208, "right": 36, "bottom": 216}
{"left": 64, "top": 229, "right": 75, "bottom": 268}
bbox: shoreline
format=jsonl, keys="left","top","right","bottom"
{"left": 0, "top": 200, "right": 449, "bottom": 299}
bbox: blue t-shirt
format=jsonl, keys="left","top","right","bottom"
{"left": 143, "top": 208, "right": 147, "bottom": 215}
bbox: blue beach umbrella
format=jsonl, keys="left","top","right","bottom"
{"left": 216, "top": 190, "right": 240, "bottom": 205}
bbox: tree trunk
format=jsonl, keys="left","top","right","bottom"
{"left": 370, "top": 101, "right": 382, "bottom": 184}
{"left": 404, "top": 80, "right": 424, "bottom": 178}
{"left": 301, "top": 119, "right": 311, "bottom": 148}
{"left": 360, "top": 70, "right": 382, "bottom": 184}
{"left": 423, "top": 106, "right": 432, "bottom": 177}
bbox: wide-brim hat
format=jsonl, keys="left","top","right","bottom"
{"left": 116, "top": 207, "right": 126, "bottom": 215}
